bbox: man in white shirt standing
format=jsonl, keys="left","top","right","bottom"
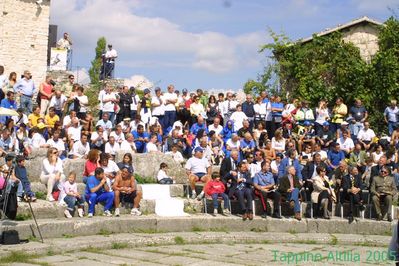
{"left": 130, "top": 87, "right": 140, "bottom": 119}
{"left": 151, "top": 87, "right": 165, "bottom": 130}
{"left": 222, "top": 92, "right": 238, "bottom": 126}
{"left": 101, "top": 84, "right": 117, "bottom": 124}
{"left": 163, "top": 85, "right": 178, "bottom": 130}
{"left": 230, "top": 104, "right": 248, "bottom": 131}
{"left": 103, "top": 44, "right": 118, "bottom": 79}
{"left": 57, "top": 33, "right": 73, "bottom": 70}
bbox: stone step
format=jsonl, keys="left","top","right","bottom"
{"left": 16, "top": 197, "right": 203, "bottom": 219}
{"left": 3, "top": 214, "right": 394, "bottom": 240}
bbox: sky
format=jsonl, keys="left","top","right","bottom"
{"left": 50, "top": 0, "right": 398, "bottom": 91}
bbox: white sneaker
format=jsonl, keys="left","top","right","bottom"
{"left": 196, "top": 192, "right": 204, "bottom": 201}
{"left": 223, "top": 209, "right": 231, "bottom": 216}
{"left": 17, "top": 197, "right": 21, "bottom": 202}
{"left": 88, "top": 213, "right": 93, "bottom": 218}
{"left": 115, "top": 208, "right": 120, "bottom": 217}
{"left": 64, "top": 209, "right": 72, "bottom": 219}
{"left": 213, "top": 209, "right": 218, "bottom": 216}
{"left": 103, "top": 210, "right": 112, "bottom": 217}
{"left": 131, "top": 208, "right": 142, "bottom": 216}
{"left": 47, "top": 195, "right": 55, "bottom": 202}
{"left": 77, "top": 208, "right": 84, "bottom": 218}
{"left": 191, "top": 192, "right": 197, "bottom": 199}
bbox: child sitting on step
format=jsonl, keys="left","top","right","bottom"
{"left": 157, "top": 163, "right": 174, "bottom": 184}
{"left": 204, "top": 172, "right": 230, "bottom": 216}
{"left": 63, "top": 171, "right": 85, "bottom": 218}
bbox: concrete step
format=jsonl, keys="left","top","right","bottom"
{"left": 16, "top": 197, "right": 203, "bottom": 219}
{"left": 3, "top": 214, "right": 394, "bottom": 240}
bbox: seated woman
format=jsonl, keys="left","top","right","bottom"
{"left": 271, "top": 129, "right": 286, "bottom": 154}
{"left": 83, "top": 149, "right": 101, "bottom": 183}
{"left": 117, "top": 153, "right": 134, "bottom": 174}
{"left": 225, "top": 133, "right": 240, "bottom": 159}
{"left": 40, "top": 147, "right": 65, "bottom": 202}
{"left": 221, "top": 120, "right": 235, "bottom": 143}
{"left": 208, "top": 130, "right": 224, "bottom": 166}
{"left": 311, "top": 166, "right": 336, "bottom": 219}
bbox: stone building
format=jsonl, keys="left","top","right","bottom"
{"left": 301, "top": 16, "right": 382, "bottom": 63}
{"left": 0, "top": 0, "right": 50, "bottom": 86}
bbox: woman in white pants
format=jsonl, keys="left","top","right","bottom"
{"left": 40, "top": 147, "right": 65, "bottom": 201}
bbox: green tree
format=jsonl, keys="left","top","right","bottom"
{"left": 88, "top": 37, "right": 107, "bottom": 87}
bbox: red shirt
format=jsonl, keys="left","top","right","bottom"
{"left": 83, "top": 160, "right": 98, "bottom": 177}
{"left": 185, "top": 99, "right": 193, "bottom": 109}
{"left": 205, "top": 180, "right": 226, "bottom": 196}
{"left": 40, "top": 83, "right": 53, "bottom": 100}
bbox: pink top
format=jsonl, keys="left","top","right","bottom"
{"left": 40, "top": 83, "right": 53, "bottom": 100}
{"left": 63, "top": 181, "right": 77, "bottom": 195}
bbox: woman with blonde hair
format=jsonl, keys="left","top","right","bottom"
{"left": 40, "top": 147, "right": 65, "bottom": 201}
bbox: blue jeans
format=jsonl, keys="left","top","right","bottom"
{"left": 211, "top": 193, "right": 229, "bottom": 209}
{"left": 287, "top": 188, "right": 301, "bottom": 213}
{"left": 64, "top": 195, "right": 85, "bottom": 212}
{"left": 164, "top": 111, "right": 176, "bottom": 130}
{"left": 388, "top": 121, "right": 397, "bottom": 136}
{"left": 106, "top": 112, "right": 115, "bottom": 124}
{"left": 86, "top": 192, "right": 114, "bottom": 214}
{"left": 234, "top": 188, "right": 253, "bottom": 214}
{"left": 20, "top": 95, "right": 33, "bottom": 115}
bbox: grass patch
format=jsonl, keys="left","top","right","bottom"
{"left": 210, "top": 227, "right": 229, "bottom": 233}
{"left": 191, "top": 226, "right": 205, "bottom": 232}
{"left": 354, "top": 242, "right": 379, "bottom": 247}
{"left": 62, "top": 234, "right": 74, "bottom": 239}
{"left": 35, "top": 191, "right": 46, "bottom": 200}
{"left": 78, "top": 256, "right": 88, "bottom": 260}
{"left": 293, "top": 240, "right": 318, "bottom": 245}
{"left": 288, "top": 229, "right": 297, "bottom": 235}
{"left": 330, "top": 234, "right": 338, "bottom": 245}
{"left": 133, "top": 228, "right": 162, "bottom": 234}
{"left": 182, "top": 248, "right": 205, "bottom": 254}
{"left": 15, "top": 213, "right": 31, "bottom": 221}
{"left": 46, "top": 249, "right": 56, "bottom": 256}
{"left": 28, "top": 235, "right": 38, "bottom": 242}
{"left": 174, "top": 236, "right": 185, "bottom": 245}
{"left": 0, "top": 251, "right": 41, "bottom": 264}
{"left": 134, "top": 174, "right": 156, "bottom": 184}
{"left": 111, "top": 242, "right": 128, "bottom": 249}
{"left": 250, "top": 227, "right": 267, "bottom": 233}
{"left": 98, "top": 229, "right": 112, "bottom": 236}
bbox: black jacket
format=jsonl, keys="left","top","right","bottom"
{"left": 278, "top": 175, "right": 301, "bottom": 198}
{"left": 220, "top": 157, "right": 238, "bottom": 179}
{"left": 224, "top": 170, "right": 253, "bottom": 197}
{"left": 301, "top": 161, "right": 328, "bottom": 181}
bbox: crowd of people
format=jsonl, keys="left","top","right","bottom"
{"left": 0, "top": 67, "right": 398, "bottom": 223}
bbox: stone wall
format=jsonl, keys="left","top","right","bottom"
{"left": 342, "top": 22, "right": 380, "bottom": 63}
{"left": 0, "top": 0, "right": 50, "bottom": 86}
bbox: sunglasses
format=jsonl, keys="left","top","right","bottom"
{"left": 381, "top": 171, "right": 388, "bottom": 174}
{"left": 52, "top": 151, "right": 58, "bottom": 154}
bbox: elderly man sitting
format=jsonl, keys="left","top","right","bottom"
{"left": 371, "top": 165, "right": 397, "bottom": 222}
{"left": 278, "top": 166, "right": 302, "bottom": 221}
{"left": 185, "top": 146, "right": 211, "bottom": 200}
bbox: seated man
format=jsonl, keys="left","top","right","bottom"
{"left": 185, "top": 146, "right": 211, "bottom": 200}
{"left": 342, "top": 166, "right": 365, "bottom": 223}
{"left": 71, "top": 133, "right": 90, "bottom": 159}
{"left": 278, "top": 166, "right": 302, "bottom": 220}
{"left": 85, "top": 167, "right": 115, "bottom": 217}
{"left": 14, "top": 155, "right": 36, "bottom": 201}
{"left": 254, "top": 161, "right": 282, "bottom": 219}
{"left": 371, "top": 166, "right": 397, "bottom": 222}
{"left": 132, "top": 124, "right": 149, "bottom": 153}
{"left": 113, "top": 166, "right": 142, "bottom": 217}
{"left": 226, "top": 162, "right": 254, "bottom": 220}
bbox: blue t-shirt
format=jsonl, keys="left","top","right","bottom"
{"left": 253, "top": 171, "right": 274, "bottom": 186}
{"left": 327, "top": 150, "right": 345, "bottom": 167}
{"left": 240, "top": 139, "right": 255, "bottom": 150}
{"left": 85, "top": 175, "right": 104, "bottom": 196}
{"left": 190, "top": 123, "right": 208, "bottom": 135}
{"left": 132, "top": 131, "right": 149, "bottom": 153}
{"left": 271, "top": 102, "right": 284, "bottom": 117}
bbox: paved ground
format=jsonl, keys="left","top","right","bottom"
{"left": 4, "top": 242, "right": 394, "bottom": 266}
{"left": 0, "top": 231, "right": 394, "bottom": 266}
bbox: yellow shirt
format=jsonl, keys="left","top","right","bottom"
{"left": 332, "top": 104, "right": 348, "bottom": 123}
{"left": 45, "top": 114, "right": 60, "bottom": 128}
{"left": 28, "top": 113, "right": 41, "bottom": 127}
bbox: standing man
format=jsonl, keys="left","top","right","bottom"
{"left": 104, "top": 44, "right": 118, "bottom": 79}
{"left": 130, "top": 87, "right": 140, "bottom": 120}
{"left": 349, "top": 99, "right": 368, "bottom": 140}
{"left": 384, "top": 100, "right": 399, "bottom": 136}
{"left": 242, "top": 94, "right": 255, "bottom": 130}
{"left": 222, "top": 92, "right": 238, "bottom": 126}
{"left": 14, "top": 70, "right": 36, "bottom": 115}
{"left": 57, "top": 32, "right": 73, "bottom": 70}
{"left": 163, "top": 85, "right": 178, "bottom": 130}
{"left": 151, "top": 87, "right": 165, "bottom": 130}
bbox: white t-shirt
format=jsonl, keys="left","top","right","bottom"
{"left": 120, "top": 140, "right": 136, "bottom": 152}
{"left": 208, "top": 124, "right": 223, "bottom": 135}
{"left": 165, "top": 151, "right": 184, "bottom": 163}
{"left": 74, "top": 95, "right": 88, "bottom": 112}
{"left": 102, "top": 160, "right": 120, "bottom": 174}
{"left": 49, "top": 95, "right": 67, "bottom": 111}
{"left": 272, "top": 137, "right": 286, "bottom": 152}
{"left": 98, "top": 90, "right": 105, "bottom": 110}
{"left": 146, "top": 142, "right": 158, "bottom": 153}
{"left": 109, "top": 131, "right": 125, "bottom": 143}
{"left": 67, "top": 126, "right": 82, "bottom": 142}
{"left": 71, "top": 141, "right": 90, "bottom": 158}
{"left": 357, "top": 128, "right": 376, "bottom": 142}
{"left": 254, "top": 103, "right": 267, "bottom": 116}
{"left": 12, "top": 114, "right": 28, "bottom": 126}
{"left": 151, "top": 96, "right": 165, "bottom": 116}
{"left": 157, "top": 169, "right": 169, "bottom": 181}
{"left": 163, "top": 92, "right": 177, "bottom": 111}
{"left": 30, "top": 133, "right": 45, "bottom": 148}
{"left": 104, "top": 142, "right": 120, "bottom": 156}
{"left": 230, "top": 111, "right": 248, "bottom": 131}
{"left": 101, "top": 92, "right": 117, "bottom": 112}
{"left": 337, "top": 137, "right": 354, "bottom": 151}
{"left": 185, "top": 157, "right": 210, "bottom": 174}
{"left": 130, "top": 95, "right": 140, "bottom": 111}
{"left": 226, "top": 139, "right": 240, "bottom": 150}
{"left": 46, "top": 138, "right": 65, "bottom": 152}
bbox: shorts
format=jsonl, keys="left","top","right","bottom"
{"left": 119, "top": 191, "right": 137, "bottom": 203}
{"left": 195, "top": 173, "right": 206, "bottom": 180}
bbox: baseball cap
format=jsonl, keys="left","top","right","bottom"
{"left": 341, "top": 121, "right": 349, "bottom": 126}
{"left": 143, "top": 88, "right": 150, "bottom": 94}
{"left": 154, "top": 87, "right": 161, "bottom": 92}
{"left": 182, "top": 88, "right": 188, "bottom": 93}
{"left": 322, "top": 121, "right": 330, "bottom": 126}
{"left": 303, "top": 121, "right": 311, "bottom": 126}
{"left": 194, "top": 147, "right": 204, "bottom": 153}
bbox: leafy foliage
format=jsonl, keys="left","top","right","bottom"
{"left": 250, "top": 17, "right": 399, "bottom": 133}
{"left": 88, "top": 37, "right": 107, "bottom": 87}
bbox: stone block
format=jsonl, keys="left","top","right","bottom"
{"left": 63, "top": 159, "right": 86, "bottom": 182}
